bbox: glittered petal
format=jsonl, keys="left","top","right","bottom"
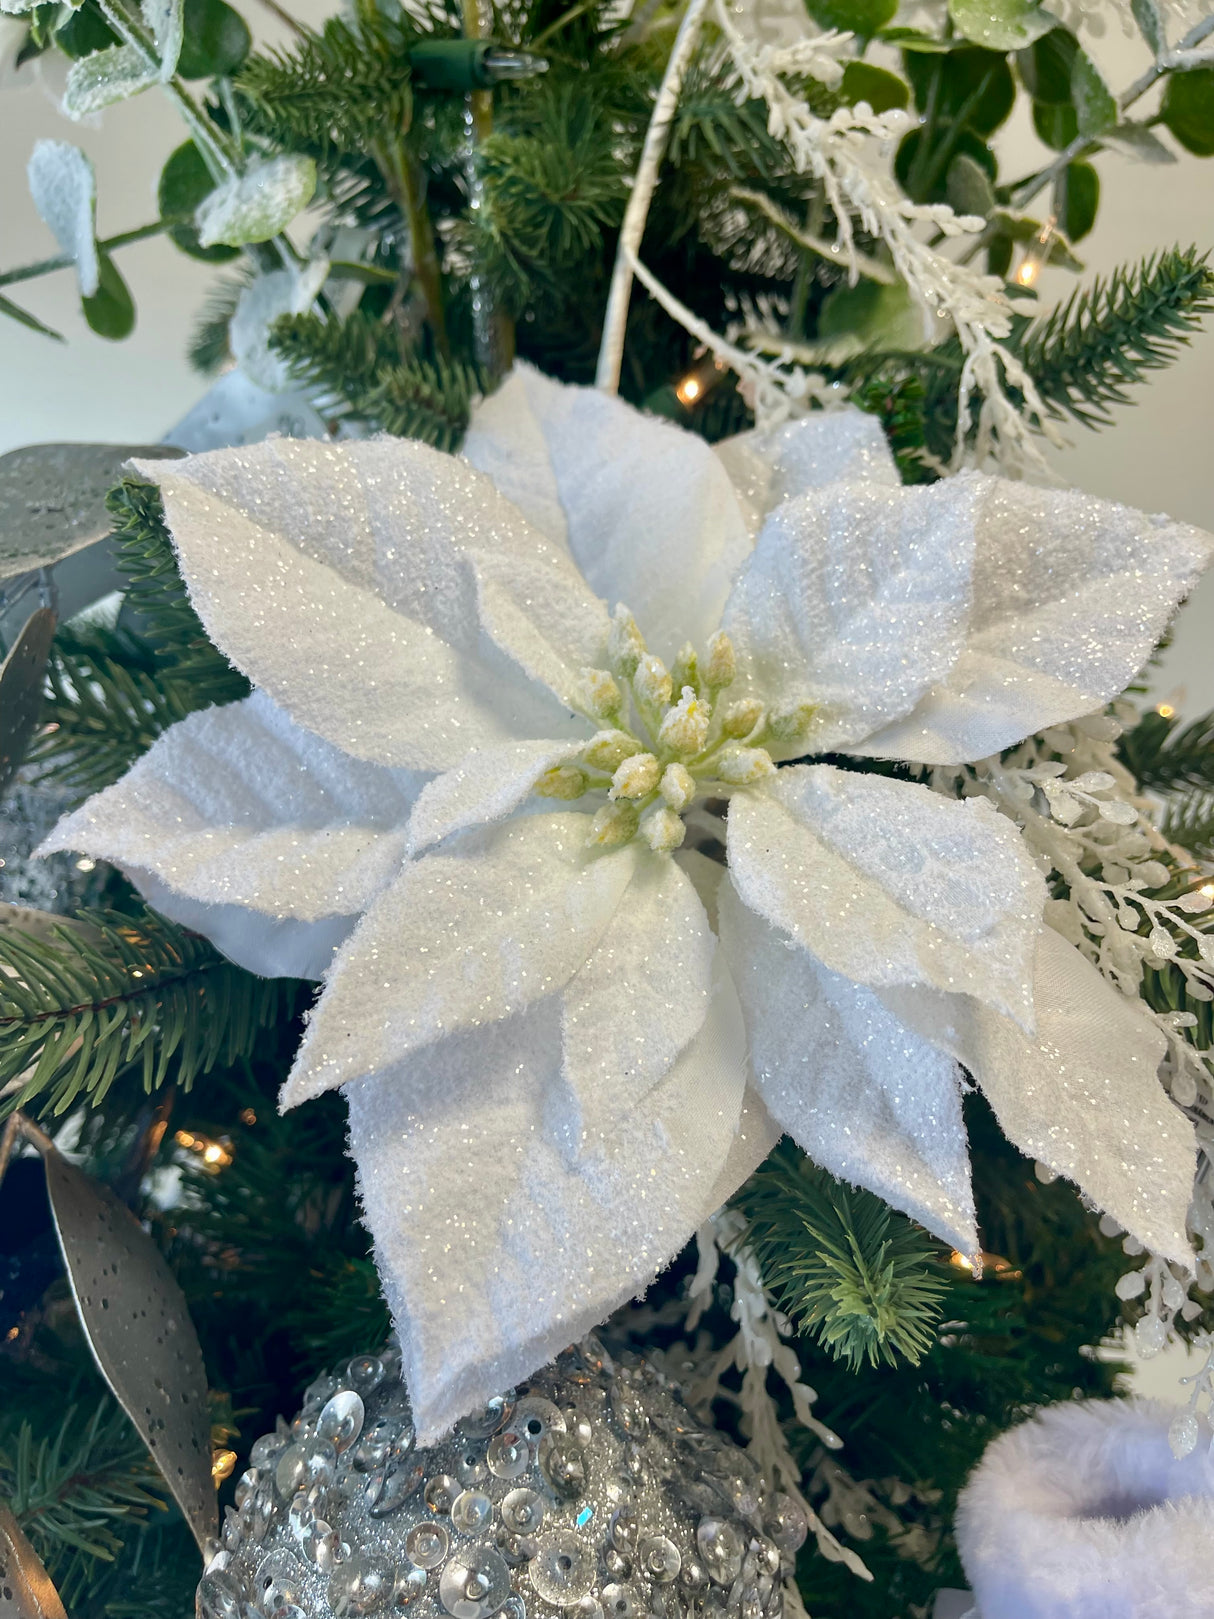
{"left": 883, "top": 928, "right": 1195, "bottom": 1268}
{"left": 720, "top": 878, "right": 977, "bottom": 1252}
{"left": 132, "top": 437, "right": 607, "bottom": 768}
{"left": 560, "top": 854, "right": 716, "bottom": 1142}
{"left": 726, "top": 765, "right": 1045, "bottom": 1028}
{"left": 407, "top": 738, "right": 587, "bottom": 857}
{"left": 347, "top": 958, "right": 777, "bottom": 1442}
{"left": 856, "top": 479, "right": 1214, "bottom": 766}
{"left": 462, "top": 363, "right": 751, "bottom": 660}
{"left": 38, "top": 690, "right": 419, "bottom": 979}
{"left": 281, "top": 814, "right": 640, "bottom": 1107}
{"left": 723, "top": 478, "right": 978, "bottom": 753}
{"left": 714, "top": 407, "right": 898, "bottom": 537}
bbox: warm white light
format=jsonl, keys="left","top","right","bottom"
{"left": 676, "top": 375, "right": 702, "bottom": 404}
{"left": 75, "top": 857, "right": 96, "bottom": 872}
{"left": 1157, "top": 702, "right": 1176, "bottom": 719}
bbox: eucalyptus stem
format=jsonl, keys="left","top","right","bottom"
{"left": 375, "top": 137, "right": 450, "bottom": 358}
{"left": 1012, "top": 13, "right": 1214, "bottom": 210}
{"left": 0, "top": 220, "right": 182, "bottom": 290}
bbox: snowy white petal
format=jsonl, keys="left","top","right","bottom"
{"left": 407, "top": 738, "right": 587, "bottom": 857}
{"left": 461, "top": 364, "right": 752, "bottom": 659}
{"left": 856, "top": 479, "right": 1214, "bottom": 765}
{"left": 883, "top": 928, "right": 1195, "bottom": 1267}
{"left": 727, "top": 764, "right": 1044, "bottom": 1027}
{"left": 720, "top": 878, "right": 977, "bottom": 1253}
{"left": 132, "top": 439, "right": 608, "bottom": 769}
{"left": 714, "top": 407, "right": 898, "bottom": 537}
{"left": 347, "top": 961, "right": 777, "bottom": 1442}
{"left": 281, "top": 815, "right": 641, "bottom": 1107}
{"left": 560, "top": 854, "right": 715, "bottom": 1144}
{"left": 723, "top": 477, "right": 979, "bottom": 753}
{"left": 38, "top": 691, "right": 420, "bottom": 979}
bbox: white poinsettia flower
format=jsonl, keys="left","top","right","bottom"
{"left": 42, "top": 363, "right": 1211, "bottom": 1440}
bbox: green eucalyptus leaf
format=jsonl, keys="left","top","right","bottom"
{"left": 1016, "top": 27, "right": 1078, "bottom": 103}
{"left": 1130, "top": 0, "right": 1164, "bottom": 56}
{"left": 1072, "top": 46, "right": 1116, "bottom": 136}
{"left": 896, "top": 125, "right": 996, "bottom": 204}
{"left": 946, "top": 150, "right": 996, "bottom": 216}
{"left": 839, "top": 61, "right": 909, "bottom": 113}
{"left": 54, "top": 1, "right": 119, "bottom": 59}
{"left": 195, "top": 153, "right": 316, "bottom": 248}
{"left": 949, "top": 0, "right": 1056, "bottom": 51}
{"left": 988, "top": 234, "right": 1014, "bottom": 277}
{"left": 818, "top": 279, "right": 923, "bottom": 350}
{"left": 1060, "top": 159, "right": 1099, "bottom": 241}
{"left": 880, "top": 26, "right": 954, "bottom": 51}
{"left": 904, "top": 46, "right": 1015, "bottom": 135}
{"left": 1161, "top": 67, "right": 1214, "bottom": 157}
{"left": 158, "top": 141, "right": 240, "bottom": 262}
{"left": 1103, "top": 121, "right": 1176, "bottom": 163}
{"left": 1033, "top": 97, "right": 1078, "bottom": 149}
{"left": 81, "top": 253, "right": 135, "bottom": 340}
{"left": 175, "top": 0, "right": 251, "bottom": 78}
{"left": 805, "top": 0, "right": 896, "bottom": 38}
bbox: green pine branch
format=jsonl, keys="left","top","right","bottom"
{"left": 1015, "top": 245, "right": 1214, "bottom": 429}
{"left": 0, "top": 907, "right": 299, "bottom": 1116}
{"left": 1162, "top": 788, "right": 1214, "bottom": 861}
{"left": 736, "top": 1145, "right": 949, "bottom": 1371}
{"left": 234, "top": 14, "right": 415, "bottom": 157}
{"left": 271, "top": 310, "right": 479, "bottom": 450}
{"left": 1119, "top": 705, "right": 1214, "bottom": 794}
{"left": 3, "top": 1403, "right": 167, "bottom": 1578}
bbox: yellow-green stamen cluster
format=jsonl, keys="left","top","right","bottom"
{"left": 535, "top": 605, "right": 816, "bottom": 853}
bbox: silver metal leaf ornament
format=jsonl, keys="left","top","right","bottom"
{"left": 0, "top": 1504, "right": 68, "bottom": 1619}
{"left": 42, "top": 1149, "right": 217, "bottom": 1550}
{"left": 0, "top": 609, "right": 55, "bottom": 798}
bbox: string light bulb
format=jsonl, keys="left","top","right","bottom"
{"left": 674, "top": 355, "right": 727, "bottom": 410}
{"left": 174, "top": 1129, "right": 234, "bottom": 1170}
{"left": 1012, "top": 217, "right": 1056, "bottom": 290}
{"left": 1157, "top": 702, "right": 1176, "bottom": 719}
{"left": 211, "top": 1449, "right": 237, "bottom": 1484}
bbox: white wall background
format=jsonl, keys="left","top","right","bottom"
{"left": 2, "top": 6, "right": 1214, "bottom": 1398}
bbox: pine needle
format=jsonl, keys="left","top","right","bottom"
{"left": 737, "top": 1146, "right": 949, "bottom": 1371}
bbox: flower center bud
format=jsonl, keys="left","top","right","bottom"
{"left": 536, "top": 611, "right": 816, "bottom": 854}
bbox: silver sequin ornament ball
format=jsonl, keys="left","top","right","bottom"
{"left": 197, "top": 1338, "right": 807, "bottom": 1619}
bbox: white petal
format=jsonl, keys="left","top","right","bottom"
{"left": 856, "top": 478, "right": 1214, "bottom": 765}
{"left": 720, "top": 878, "right": 977, "bottom": 1251}
{"left": 560, "top": 854, "right": 715, "bottom": 1143}
{"left": 462, "top": 364, "right": 751, "bottom": 659}
{"left": 346, "top": 959, "right": 775, "bottom": 1442}
{"left": 281, "top": 814, "right": 640, "bottom": 1107}
{"left": 38, "top": 691, "right": 419, "bottom": 979}
{"left": 727, "top": 766, "right": 1044, "bottom": 1027}
{"left": 132, "top": 438, "right": 607, "bottom": 770}
{"left": 714, "top": 407, "right": 898, "bottom": 537}
{"left": 407, "top": 738, "right": 588, "bottom": 857}
{"left": 883, "top": 928, "right": 1195, "bottom": 1268}
{"left": 723, "top": 477, "right": 979, "bottom": 753}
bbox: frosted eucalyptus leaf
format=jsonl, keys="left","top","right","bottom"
{"left": 1072, "top": 47, "right": 1117, "bottom": 137}
{"left": 62, "top": 44, "right": 159, "bottom": 118}
{"left": 141, "top": 0, "right": 184, "bottom": 78}
{"left": 948, "top": 0, "right": 1057, "bottom": 50}
{"left": 0, "top": 0, "right": 41, "bottom": 12}
{"left": 1131, "top": 0, "right": 1164, "bottom": 55}
{"left": 195, "top": 154, "right": 317, "bottom": 248}
{"left": 26, "top": 139, "right": 98, "bottom": 297}
{"left": 1103, "top": 122, "right": 1177, "bottom": 163}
